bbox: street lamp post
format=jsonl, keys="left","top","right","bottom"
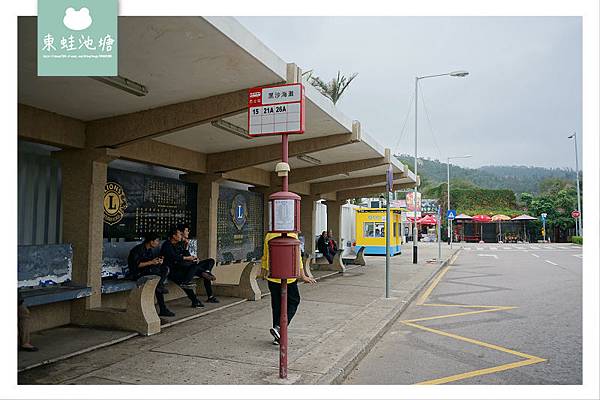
{"left": 447, "top": 155, "right": 472, "bottom": 249}
{"left": 568, "top": 132, "right": 582, "bottom": 236}
{"left": 413, "top": 70, "right": 469, "bottom": 264}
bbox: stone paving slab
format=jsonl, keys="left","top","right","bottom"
{"left": 62, "top": 351, "right": 322, "bottom": 385}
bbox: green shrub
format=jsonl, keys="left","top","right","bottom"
{"left": 571, "top": 236, "right": 583, "bottom": 245}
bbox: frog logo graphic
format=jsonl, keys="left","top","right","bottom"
{"left": 230, "top": 194, "right": 248, "bottom": 231}
{"left": 104, "top": 182, "right": 127, "bottom": 225}
{"left": 63, "top": 7, "right": 93, "bottom": 31}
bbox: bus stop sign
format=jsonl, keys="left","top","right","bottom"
{"left": 248, "top": 83, "right": 305, "bottom": 137}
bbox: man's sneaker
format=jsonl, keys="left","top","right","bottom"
{"left": 191, "top": 300, "right": 205, "bottom": 308}
{"left": 155, "top": 286, "right": 169, "bottom": 294}
{"left": 269, "top": 325, "right": 280, "bottom": 341}
{"left": 159, "top": 309, "right": 175, "bottom": 317}
{"left": 272, "top": 339, "right": 279, "bottom": 345}
{"left": 206, "top": 296, "right": 220, "bottom": 303}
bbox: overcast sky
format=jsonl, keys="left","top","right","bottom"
{"left": 237, "top": 17, "right": 582, "bottom": 170}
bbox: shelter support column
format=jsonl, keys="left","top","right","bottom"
{"left": 325, "top": 200, "right": 343, "bottom": 248}
{"left": 53, "top": 149, "right": 113, "bottom": 315}
{"left": 301, "top": 195, "right": 318, "bottom": 255}
{"left": 184, "top": 174, "right": 224, "bottom": 260}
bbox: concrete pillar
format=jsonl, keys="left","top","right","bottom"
{"left": 301, "top": 195, "right": 318, "bottom": 255}
{"left": 325, "top": 200, "right": 343, "bottom": 247}
{"left": 53, "top": 149, "right": 113, "bottom": 312}
{"left": 185, "top": 174, "right": 223, "bottom": 260}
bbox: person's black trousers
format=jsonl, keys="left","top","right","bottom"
{"left": 268, "top": 280, "right": 300, "bottom": 328}
{"left": 137, "top": 265, "right": 170, "bottom": 312}
{"left": 169, "top": 258, "right": 216, "bottom": 300}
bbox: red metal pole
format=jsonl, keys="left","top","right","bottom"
{"left": 279, "top": 132, "right": 289, "bottom": 379}
{"left": 279, "top": 279, "right": 288, "bottom": 378}
{"left": 282, "top": 133, "right": 289, "bottom": 192}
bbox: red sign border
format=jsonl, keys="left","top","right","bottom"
{"left": 247, "top": 83, "right": 305, "bottom": 137}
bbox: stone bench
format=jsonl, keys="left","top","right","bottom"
{"left": 84, "top": 275, "right": 162, "bottom": 336}
{"left": 342, "top": 246, "right": 366, "bottom": 266}
{"left": 18, "top": 244, "right": 92, "bottom": 308}
{"left": 308, "top": 249, "right": 346, "bottom": 273}
{"left": 196, "top": 260, "right": 261, "bottom": 301}
{"left": 102, "top": 240, "right": 261, "bottom": 301}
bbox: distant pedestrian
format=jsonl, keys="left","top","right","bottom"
{"left": 317, "top": 231, "right": 333, "bottom": 264}
{"left": 260, "top": 232, "right": 316, "bottom": 345}
{"left": 18, "top": 293, "right": 38, "bottom": 352}
{"left": 327, "top": 229, "right": 338, "bottom": 254}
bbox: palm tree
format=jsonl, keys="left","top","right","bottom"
{"left": 302, "top": 70, "right": 358, "bottom": 105}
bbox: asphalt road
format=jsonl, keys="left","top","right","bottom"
{"left": 344, "top": 243, "right": 582, "bottom": 385}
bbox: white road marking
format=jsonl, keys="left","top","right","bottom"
{"left": 478, "top": 254, "right": 498, "bottom": 259}
{"left": 545, "top": 260, "right": 558, "bottom": 266}
{"left": 572, "top": 254, "right": 583, "bottom": 258}
{"left": 476, "top": 246, "right": 484, "bottom": 250}
{"left": 531, "top": 254, "right": 540, "bottom": 258}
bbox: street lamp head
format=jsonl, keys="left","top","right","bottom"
{"left": 568, "top": 132, "right": 576, "bottom": 139}
{"left": 449, "top": 154, "right": 473, "bottom": 160}
{"left": 449, "top": 70, "right": 469, "bottom": 77}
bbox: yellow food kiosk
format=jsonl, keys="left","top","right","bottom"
{"left": 355, "top": 208, "right": 403, "bottom": 255}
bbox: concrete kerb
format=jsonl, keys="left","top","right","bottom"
{"left": 316, "top": 248, "right": 462, "bottom": 385}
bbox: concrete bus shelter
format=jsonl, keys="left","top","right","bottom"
{"left": 17, "top": 16, "right": 418, "bottom": 337}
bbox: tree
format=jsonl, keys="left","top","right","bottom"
{"left": 538, "top": 177, "right": 572, "bottom": 195}
{"left": 519, "top": 192, "right": 534, "bottom": 209}
{"left": 303, "top": 70, "right": 358, "bottom": 105}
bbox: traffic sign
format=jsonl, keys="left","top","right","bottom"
{"left": 446, "top": 209, "right": 456, "bottom": 220}
{"left": 386, "top": 165, "right": 393, "bottom": 192}
{"left": 248, "top": 83, "right": 305, "bottom": 137}
{"left": 540, "top": 213, "right": 547, "bottom": 221}
{"left": 571, "top": 210, "right": 580, "bottom": 218}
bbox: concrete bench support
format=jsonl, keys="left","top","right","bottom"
{"left": 309, "top": 250, "right": 346, "bottom": 273}
{"left": 301, "top": 254, "right": 314, "bottom": 278}
{"left": 75, "top": 276, "right": 161, "bottom": 336}
{"left": 342, "top": 246, "right": 366, "bottom": 266}
{"left": 196, "top": 262, "right": 261, "bottom": 301}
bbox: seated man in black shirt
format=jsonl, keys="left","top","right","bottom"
{"left": 161, "top": 226, "right": 217, "bottom": 308}
{"left": 128, "top": 233, "right": 175, "bottom": 317}
{"left": 177, "top": 223, "right": 219, "bottom": 304}
{"left": 316, "top": 230, "right": 333, "bottom": 264}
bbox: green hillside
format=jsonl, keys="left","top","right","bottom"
{"left": 395, "top": 154, "right": 577, "bottom": 195}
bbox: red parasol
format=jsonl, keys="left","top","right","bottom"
{"left": 418, "top": 215, "right": 437, "bottom": 225}
{"left": 472, "top": 214, "right": 492, "bottom": 223}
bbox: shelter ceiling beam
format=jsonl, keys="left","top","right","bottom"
{"left": 85, "top": 87, "right": 256, "bottom": 149}
{"left": 281, "top": 153, "right": 390, "bottom": 186}
{"left": 18, "top": 104, "right": 86, "bottom": 148}
{"left": 311, "top": 172, "right": 408, "bottom": 196}
{"left": 108, "top": 140, "right": 207, "bottom": 173}
{"left": 206, "top": 132, "right": 359, "bottom": 173}
{"left": 336, "top": 182, "right": 416, "bottom": 201}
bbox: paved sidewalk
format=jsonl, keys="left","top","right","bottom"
{"left": 19, "top": 243, "right": 458, "bottom": 385}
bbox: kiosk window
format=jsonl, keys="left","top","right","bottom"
{"left": 363, "top": 222, "right": 385, "bottom": 238}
